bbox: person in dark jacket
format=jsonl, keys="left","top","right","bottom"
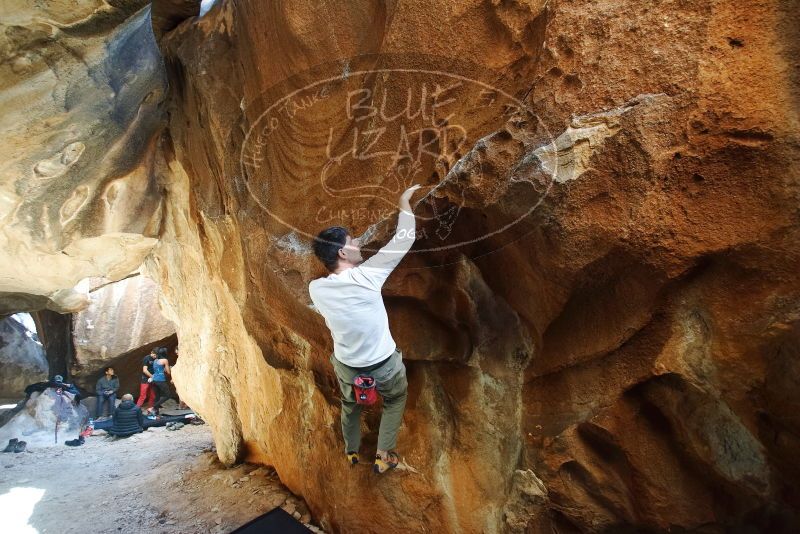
{"left": 95, "top": 367, "right": 120, "bottom": 418}
{"left": 108, "top": 394, "right": 145, "bottom": 437}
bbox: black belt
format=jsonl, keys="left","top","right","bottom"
{"left": 347, "top": 347, "right": 396, "bottom": 372}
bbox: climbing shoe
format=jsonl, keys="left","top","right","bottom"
{"left": 346, "top": 451, "right": 359, "bottom": 466}
{"left": 14, "top": 440, "right": 27, "bottom": 453}
{"left": 3, "top": 438, "right": 18, "bottom": 453}
{"left": 372, "top": 451, "right": 399, "bottom": 474}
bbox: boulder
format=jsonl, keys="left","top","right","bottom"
{"left": 0, "top": 389, "right": 88, "bottom": 448}
{"left": 1, "top": 0, "right": 799, "bottom": 532}
{"left": 71, "top": 275, "right": 176, "bottom": 395}
{"left": 0, "top": 316, "right": 47, "bottom": 398}
{"left": 143, "top": 0, "right": 800, "bottom": 532}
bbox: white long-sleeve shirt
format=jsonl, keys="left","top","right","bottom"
{"left": 309, "top": 209, "right": 416, "bottom": 367}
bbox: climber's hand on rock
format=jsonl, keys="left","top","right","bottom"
{"left": 399, "top": 184, "right": 422, "bottom": 212}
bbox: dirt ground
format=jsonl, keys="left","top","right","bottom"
{"left": 0, "top": 423, "right": 322, "bottom": 534}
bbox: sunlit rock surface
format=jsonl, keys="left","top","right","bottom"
{"left": 0, "top": 0, "right": 166, "bottom": 313}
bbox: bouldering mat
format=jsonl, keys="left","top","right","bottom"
{"left": 229, "top": 507, "right": 312, "bottom": 533}
{"left": 92, "top": 413, "right": 193, "bottom": 431}
{"left": 160, "top": 408, "right": 194, "bottom": 416}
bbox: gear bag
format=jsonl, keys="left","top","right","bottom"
{"left": 353, "top": 375, "right": 378, "bottom": 405}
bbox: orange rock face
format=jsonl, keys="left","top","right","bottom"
{"left": 146, "top": 0, "right": 799, "bottom": 531}
{"left": 3, "top": 0, "right": 796, "bottom": 531}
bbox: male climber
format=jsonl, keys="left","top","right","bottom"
{"left": 309, "top": 184, "right": 421, "bottom": 474}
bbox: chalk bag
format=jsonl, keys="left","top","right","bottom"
{"left": 353, "top": 375, "right": 378, "bottom": 405}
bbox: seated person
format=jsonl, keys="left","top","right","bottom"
{"left": 94, "top": 367, "right": 119, "bottom": 419}
{"left": 108, "top": 394, "right": 145, "bottom": 437}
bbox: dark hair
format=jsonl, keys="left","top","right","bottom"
{"left": 156, "top": 347, "right": 169, "bottom": 359}
{"left": 105, "top": 366, "right": 114, "bottom": 373}
{"left": 313, "top": 226, "right": 349, "bottom": 272}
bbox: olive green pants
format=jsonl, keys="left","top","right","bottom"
{"left": 330, "top": 347, "right": 408, "bottom": 453}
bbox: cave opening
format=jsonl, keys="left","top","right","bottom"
{"left": 67, "top": 274, "right": 179, "bottom": 406}
{"left": 0, "top": 272, "right": 183, "bottom": 429}
{"left": 0, "top": 313, "right": 48, "bottom": 402}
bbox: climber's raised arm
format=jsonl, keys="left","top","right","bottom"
{"left": 349, "top": 185, "right": 420, "bottom": 290}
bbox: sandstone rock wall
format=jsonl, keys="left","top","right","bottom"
{"left": 0, "top": 1, "right": 166, "bottom": 313}
{"left": 146, "top": 0, "right": 800, "bottom": 532}
{"left": 0, "top": 0, "right": 798, "bottom": 532}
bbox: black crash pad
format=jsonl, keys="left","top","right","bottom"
{"left": 92, "top": 413, "right": 193, "bottom": 431}
{"left": 230, "top": 507, "right": 312, "bottom": 533}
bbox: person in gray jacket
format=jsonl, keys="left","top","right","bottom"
{"left": 95, "top": 367, "right": 119, "bottom": 418}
